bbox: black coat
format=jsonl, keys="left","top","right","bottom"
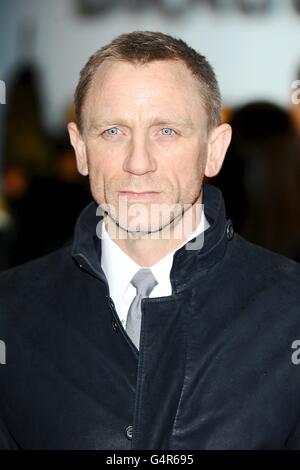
{"left": 1, "top": 183, "right": 300, "bottom": 450}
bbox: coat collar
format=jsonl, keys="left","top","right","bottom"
{"left": 71, "top": 183, "right": 234, "bottom": 294}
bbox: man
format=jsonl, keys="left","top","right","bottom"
{"left": 1, "top": 31, "right": 300, "bottom": 450}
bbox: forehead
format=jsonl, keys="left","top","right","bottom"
{"left": 93, "top": 58, "right": 196, "bottom": 84}
{"left": 83, "top": 59, "right": 206, "bottom": 126}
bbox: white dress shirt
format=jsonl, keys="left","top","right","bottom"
{"left": 101, "top": 210, "right": 209, "bottom": 329}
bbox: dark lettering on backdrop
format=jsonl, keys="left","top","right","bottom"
{"left": 76, "top": 0, "right": 300, "bottom": 17}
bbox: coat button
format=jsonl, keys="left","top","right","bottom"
{"left": 111, "top": 319, "right": 118, "bottom": 333}
{"left": 226, "top": 220, "right": 234, "bottom": 240}
{"left": 124, "top": 425, "right": 133, "bottom": 440}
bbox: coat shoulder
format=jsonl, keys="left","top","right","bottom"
{"left": 232, "top": 233, "right": 300, "bottom": 295}
{"left": 0, "top": 242, "right": 74, "bottom": 306}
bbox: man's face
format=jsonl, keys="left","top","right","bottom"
{"left": 70, "top": 59, "right": 215, "bottom": 235}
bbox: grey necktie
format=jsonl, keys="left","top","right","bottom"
{"left": 126, "top": 268, "right": 158, "bottom": 350}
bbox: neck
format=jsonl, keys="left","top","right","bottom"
{"left": 104, "top": 192, "right": 203, "bottom": 267}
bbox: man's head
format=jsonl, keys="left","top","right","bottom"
{"left": 68, "top": 31, "right": 231, "bottom": 235}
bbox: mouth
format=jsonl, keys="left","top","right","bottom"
{"left": 118, "top": 191, "right": 161, "bottom": 200}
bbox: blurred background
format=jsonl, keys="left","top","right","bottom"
{"left": 1, "top": 0, "right": 300, "bottom": 271}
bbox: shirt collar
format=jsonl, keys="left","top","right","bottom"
{"left": 100, "top": 222, "right": 140, "bottom": 300}
{"left": 71, "top": 183, "right": 234, "bottom": 294}
{"left": 101, "top": 207, "right": 209, "bottom": 298}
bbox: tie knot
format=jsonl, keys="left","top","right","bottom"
{"left": 130, "top": 268, "right": 158, "bottom": 297}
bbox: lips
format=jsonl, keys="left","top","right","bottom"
{"left": 119, "top": 191, "right": 160, "bottom": 200}
{"left": 120, "top": 191, "right": 159, "bottom": 194}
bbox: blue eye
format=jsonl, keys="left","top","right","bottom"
{"left": 160, "top": 128, "right": 175, "bottom": 136}
{"left": 105, "top": 127, "right": 119, "bottom": 136}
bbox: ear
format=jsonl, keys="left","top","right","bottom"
{"left": 205, "top": 123, "right": 232, "bottom": 178}
{"left": 67, "top": 122, "right": 89, "bottom": 176}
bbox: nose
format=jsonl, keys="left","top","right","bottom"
{"left": 122, "top": 132, "right": 157, "bottom": 175}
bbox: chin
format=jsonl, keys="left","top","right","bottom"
{"left": 125, "top": 220, "right": 162, "bottom": 234}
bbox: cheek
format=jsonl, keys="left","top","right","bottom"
{"left": 169, "top": 143, "right": 206, "bottom": 182}
{"left": 87, "top": 143, "right": 121, "bottom": 179}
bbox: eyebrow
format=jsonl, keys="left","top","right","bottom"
{"left": 88, "top": 117, "right": 195, "bottom": 134}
